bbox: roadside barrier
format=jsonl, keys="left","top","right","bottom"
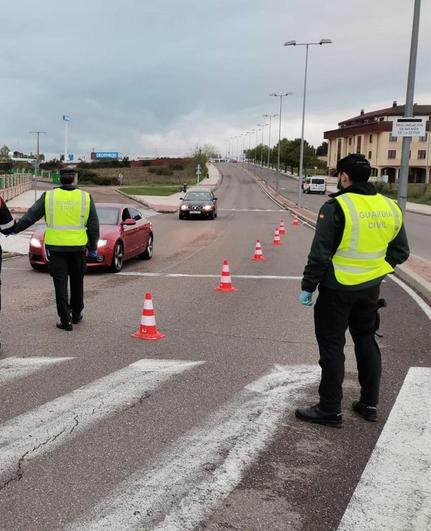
{"left": 215, "top": 259, "right": 238, "bottom": 292}
{"left": 251, "top": 240, "right": 266, "bottom": 262}
{"left": 272, "top": 227, "right": 282, "bottom": 246}
{"left": 132, "top": 292, "right": 166, "bottom": 340}
{"left": 279, "top": 219, "right": 286, "bottom": 235}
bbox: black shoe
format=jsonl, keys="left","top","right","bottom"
{"left": 352, "top": 400, "right": 377, "bottom": 422}
{"left": 56, "top": 321, "right": 73, "bottom": 331}
{"left": 72, "top": 313, "right": 83, "bottom": 324}
{"left": 295, "top": 404, "right": 343, "bottom": 427}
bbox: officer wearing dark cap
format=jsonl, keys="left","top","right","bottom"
{"left": 13, "top": 167, "right": 99, "bottom": 331}
{"left": 296, "top": 154, "right": 410, "bottom": 427}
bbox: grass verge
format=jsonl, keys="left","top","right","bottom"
{"left": 120, "top": 185, "right": 181, "bottom": 196}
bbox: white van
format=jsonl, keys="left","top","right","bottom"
{"left": 302, "top": 176, "right": 327, "bottom": 194}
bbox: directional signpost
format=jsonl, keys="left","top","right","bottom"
{"left": 196, "top": 163, "right": 202, "bottom": 184}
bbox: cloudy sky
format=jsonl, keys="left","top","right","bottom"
{"left": 1, "top": 0, "right": 430, "bottom": 159}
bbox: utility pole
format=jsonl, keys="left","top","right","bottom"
{"left": 398, "top": 0, "right": 422, "bottom": 214}
{"left": 29, "top": 131, "right": 47, "bottom": 201}
{"left": 263, "top": 113, "right": 278, "bottom": 168}
{"left": 270, "top": 93, "right": 292, "bottom": 191}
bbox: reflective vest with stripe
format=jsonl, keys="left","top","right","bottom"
{"left": 332, "top": 193, "right": 402, "bottom": 285}
{"left": 44, "top": 189, "right": 90, "bottom": 246}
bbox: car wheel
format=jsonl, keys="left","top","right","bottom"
{"left": 208, "top": 211, "right": 214, "bottom": 220}
{"left": 139, "top": 233, "right": 153, "bottom": 260}
{"left": 109, "top": 241, "right": 124, "bottom": 272}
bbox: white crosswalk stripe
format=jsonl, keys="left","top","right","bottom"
{"left": 66, "top": 364, "right": 320, "bottom": 531}
{"left": 0, "top": 356, "right": 74, "bottom": 385}
{"left": 0, "top": 359, "right": 203, "bottom": 487}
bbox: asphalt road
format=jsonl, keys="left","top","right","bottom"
{"left": 0, "top": 163, "right": 429, "bottom": 530}
{"left": 250, "top": 164, "right": 431, "bottom": 261}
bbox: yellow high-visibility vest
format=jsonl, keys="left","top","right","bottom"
{"left": 332, "top": 193, "right": 402, "bottom": 285}
{"left": 44, "top": 188, "right": 90, "bottom": 246}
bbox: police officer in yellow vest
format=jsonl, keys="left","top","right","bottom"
{"left": 296, "top": 154, "right": 409, "bottom": 427}
{"left": 14, "top": 167, "right": 100, "bottom": 331}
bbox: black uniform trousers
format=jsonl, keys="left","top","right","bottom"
{"left": 48, "top": 251, "right": 86, "bottom": 324}
{"left": 314, "top": 284, "right": 381, "bottom": 413}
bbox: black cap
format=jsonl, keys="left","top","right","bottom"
{"left": 332, "top": 154, "right": 371, "bottom": 181}
{"left": 59, "top": 166, "right": 78, "bottom": 183}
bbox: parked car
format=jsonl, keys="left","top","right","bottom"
{"left": 179, "top": 190, "right": 218, "bottom": 220}
{"left": 302, "top": 176, "right": 327, "bottom": 194}
{"left": 29, "top": 203, "right": 153, "bottom": 273}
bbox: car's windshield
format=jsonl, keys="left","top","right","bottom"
{"left": 312, "top": 178, "right": 325, "bottom": 184}
{"left": 96, "top": 207, "right": 119, "bottom": 225}
{"left": 184, "top": 192, "right": 213, "bottom": 201}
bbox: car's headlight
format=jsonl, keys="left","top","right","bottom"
{"left": 30, "top": 237, "right": 42, "bottom": 248}
{"left": 202, "top": 204, "right": 213, "bottom": 211}
{"left": 97, "top": 239, "right": 108, "bottom": 247}
{"left": 180, "top": 205, "right": 189, "bottom": 210}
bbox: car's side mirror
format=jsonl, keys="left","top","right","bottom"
{"left": 123, "top": 218, "right": 137, "bottom": 226}
{"left": 213, "top": 197, "right": 218, "bottom": 201}
{"left": 179, "top": 197, "right": 183, "bottom": 200}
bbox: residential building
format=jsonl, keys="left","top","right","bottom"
{"left": 324, "top": 102, "right": 431, "bottom": 183}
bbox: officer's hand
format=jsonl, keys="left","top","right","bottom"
{"left": 299, "top": 290, "right": 314, "bottom": 306}
{"left": 89, "top": 249, "right": 97, "bottom": 258}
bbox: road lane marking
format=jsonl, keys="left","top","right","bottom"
{"left": 0, "top": 357, "right": 75, "bottom": 386}
{"left": 389, "top": 274, "right": 431, "bottom": 320}
{"left": 67, "top": 364, "right": 319, "bottom": 531}
{"left": 116, "top": 272, "right": 302, "bottom": 280}
{"left": 218, "top": 208, "right": 285, "bottom": 212}
{"left": 0, "top": 359, "right": 204, "bottom": 488}
{"left": 338, "top": 367, "right": 431, "bottom": 531}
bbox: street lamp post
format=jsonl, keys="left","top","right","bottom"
{"left": 254, "top": 128, "right": 261, "bottom": 165}
{"left": 284, "top": 38, "right": 332, "bottom": 208}
{"left": 263, "top": 113, "right": 278, "bottom": 168}
{"left": 270, "top": 92, "right": 292, "bottom": 191}
{"left": 248, "top": 130, "right": 254, "bottom": 165}
{"left": 29, "top": 130, "right": 47, "bottom": 201}
{"left": 257, "top": 124, "right": 267, "bottom": 167}
{"left": 398, "top": 0, "right": 421, "bottom": 214}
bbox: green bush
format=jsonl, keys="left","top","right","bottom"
{"left": 168, "top": 163, "right": 184, "bottom": 171}
{"left": 156, "top": 167, "right": 174, "bottom": 176}
{"left": 148, "top": 167, "right": 158, "bottom": 174}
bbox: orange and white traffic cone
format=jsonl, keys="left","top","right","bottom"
{"left": 251, "top": 240, "right": 266, "bottom": 261}
{"left": 132, "top": 292, "right": 166, "bottom": 340}
{"left": 278, "top": 219, "right": 286, "bottom": 235}
{"left": 292, "top": 214, "right": 300, "bottom": 226}
{"left": 215, "top": 259, "right": 238, "bottom": 292}
{"left": 272, "top": 227, "right": 282, "bottom": 246}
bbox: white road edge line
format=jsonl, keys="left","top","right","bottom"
{"left": 389, "top": 274, "right": 431, "bottom": 320}
{"left": 116, "top": 272, "right": 302, "bottom": 280}
{"left": 337, "top": 367, "right": 431, "bottom": 531}
{"left": 0, "top": 357, "right": 75, "bottom": 385}
{"left": 0, "top": 359, "right": 204, "bottom": 483}
{"left": 67, "top": 364, "right": 320, "bottom": 531}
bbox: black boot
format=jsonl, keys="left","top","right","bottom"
{"left": 352, "top": 400, "right": 377, "bottom": 422}
{"left": 295, "top": 404, "right": 343, "bottom": 427}
{"left": 56, "top": 321, "right": 73, "bottom": 331}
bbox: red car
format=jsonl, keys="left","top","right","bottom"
{"left": 29, "top": 203, "right": 154, "bottom": 273}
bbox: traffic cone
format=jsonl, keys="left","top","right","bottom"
{"left": 132, "top": 292, "right": 166, "bottom": 340}
{"left": 292, "top": 214, "right": 300, "bottom": 226}
{"left": 272, "top": 227, "right": 282, "bottom": 246}
{"left": 279, "top": 219, "right": 286, "bottom": 235}
{"left": 251, "top": 240, "right": 266, "bottom": 261}
{"left": 215, "top": 259, "right": 238, "bottom": 292}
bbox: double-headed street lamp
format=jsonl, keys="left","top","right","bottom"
{"left": 257, "top": 123, "right": 267, "bottom": 166}
{"left": 284, "top": 38, "right": 332, "bottom": 208}
{"left": 263, "top": 113, "right": 278, "bottom": 168}
{"left": 248, "top": 130, "right": 255, "bottom": 164}
{"left": 270, "top": 92, "right": 292, "bottom": 191}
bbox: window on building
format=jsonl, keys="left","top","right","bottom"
{"left": 418, "top": 150, "right": 427, "bottom": 159}
{"left": 389, "top": 134, "right": 398, "bottom": 142}
{"left": 348, "top": 137, "right": 352, "bottom": 146}
{"left": 388, "top": 150, "right": 396, "bottom": 159}
{"left": 356, "top": 136, "right": 362, "bottom": 154}
{"left": 369, "top": 135, "right": 373, "bottom": 143}
{"left": 368, "top": 151, "right": 372, "bottom": 159}
{"left": 419, "top": 134, "right": 428, "bottom": 142}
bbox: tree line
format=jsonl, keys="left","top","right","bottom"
{"left": 244, "top": 139, "right": 327, "bottom": 174}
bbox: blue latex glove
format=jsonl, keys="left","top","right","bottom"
{"left": 299, "top": 290, "right": 314, "bottom": 306}
{"left": 89, "top": 249, "right": 98, "bottom": 258}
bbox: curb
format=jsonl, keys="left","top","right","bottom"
{"left": 247, "top": 167, "right": 431, "bottom": 303}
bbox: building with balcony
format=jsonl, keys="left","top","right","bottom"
{"left": 324, "top": 102, "right": 431, "bottom": 183}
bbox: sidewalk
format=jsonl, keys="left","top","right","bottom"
{"left": 119, "top": 163, "right": 221, "bottom": 213}
{"left": 251, "top": 169, "right": 431, "bottom": 304}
